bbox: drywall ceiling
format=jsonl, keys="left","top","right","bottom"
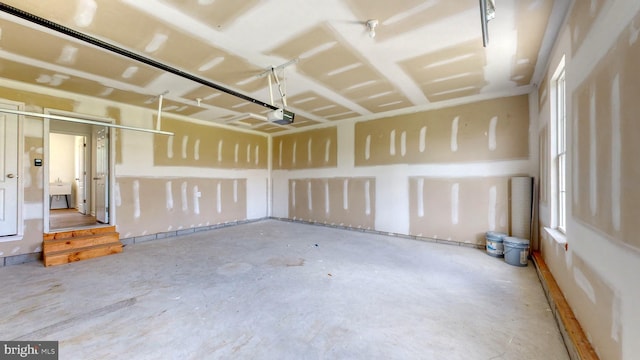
{"left": 0, "top": 0, "right": 568, "bottom": 133}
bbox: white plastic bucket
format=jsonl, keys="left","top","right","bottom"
{"left": 503, "top": 237, "right": 530, "bottom": 267}
{"left": 485, "top": 231, "right": 506, "bottom": 257}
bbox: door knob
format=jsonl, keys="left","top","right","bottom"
{"left": 7, "top": 174, "right": 16, "bottom": 178}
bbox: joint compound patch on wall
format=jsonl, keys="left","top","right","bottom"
{"left": 116, "top": 177, "right": 247, "bottom": 236}
{"left": 288, "top": 177, "right": 375, "bottom": 229}
{"left": 450, "top": 117, "right": 459, "bottom": 152}
{"left": 182, "top": 135, "right": 189, "bottom": 160}
{"left": 324, "top": 138, "right": 331, "bottom": 163}
{"left": 390, "top": 129, "right": 397, "bottom": 156}
{"left": 132, "top": 180, "right": 141, "bottom": 218}
{"left": 573, "top": 9, "right": 640, "bottom": 248}
{"left": 488, "top": 116, "right": 498, "bottom": 151}
{"left": 354, "top": 95, "right": 529, "bottom": 166}
{"left": 194, "top": 139, "right": 200, "bottom": 161}
{"left": 408, "top": 176, "right": 510, "bottom": 244}
{"left": 154, "top": 117, "right": 267, "bottom": 169}
{"left": 272, "top": 127, "right": 337, "bottom": 170}
{"left": 165, "top": 181, "right": 173, "bottom": 210}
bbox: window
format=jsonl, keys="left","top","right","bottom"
{"left": 554, "top": 67, "right": 566, "bottom": 232}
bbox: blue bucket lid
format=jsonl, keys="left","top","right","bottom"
{"left": 503, "top": 236, "right": 529, "bottom": 246}
{"left": 486, "top": 231, "right": 507, "bottom": 241}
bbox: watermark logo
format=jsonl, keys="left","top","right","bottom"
{"left": 1, "top": 341, "right": 58, "bottom": 359}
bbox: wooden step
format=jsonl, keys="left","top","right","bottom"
{"left": 44, "top": 243, "right": 123, "bottom": 267}
{"left": 42, "top": 226, "right": 122, "bottom": 267}
{"left": 44, "top": 226, "right": 117, "bottom": 241}
{"left": 43, "top": 232, "right": 120, "bottom": 254}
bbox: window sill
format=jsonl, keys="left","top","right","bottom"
{"left": 544, "top": 227, "right": 567, "bottom": 245}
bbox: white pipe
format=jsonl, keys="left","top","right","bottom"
{"left": 0, "top": 108, "right": 174, "bottom": 136}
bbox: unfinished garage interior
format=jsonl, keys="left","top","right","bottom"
{"left": 0, "top": 0, "right": 638, "bottom": 358}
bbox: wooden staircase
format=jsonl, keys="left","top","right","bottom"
{"left": 43, "top": 226, "right": 123, "bottom": 267}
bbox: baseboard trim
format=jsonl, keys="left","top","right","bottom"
{"left": 531, "top": 251, "right": 599, "bottom": 360}
{"left": 269, "top": 217, "right": 484, "bottom": 249}
{"left": 0, "top": 252, "right": 41, "bottom": 267}
{"left": 120, "top": 217, "right": 270, "bottom": 246}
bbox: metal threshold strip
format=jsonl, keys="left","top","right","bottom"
{"left": 0, "top": 108, "right": 174, "bottom": 136}
{"left": 0, "top": 3, "right": 278, "bottom": 111}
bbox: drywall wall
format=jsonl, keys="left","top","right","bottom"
{"left": 536, "top": 1, "right": 640, "bottom": 358}
{"left": 272, "top": 127, "right": 337, "bottom": 170}
{"left": 272, "top": 94, "right": 532, "bottom": 243}
{"left": 408, "top": 176, "right": 509, "bottom": 246}
{"left": 355, "top": 96, "right": 530, "bottom": 166}
{"left": 154, "top": 117, "right": 268, "bottom": 170}
{"left": 572, "top": 20, "right": 639, "bottom": 248}
{"left": 116, "top": 177, "right": 247, "bottom": 238}
{"left": 288, "top": 177, "right": 375, "bottom": 229}
{"left": 0, "top": 79, "right": 269, "bottom": 262}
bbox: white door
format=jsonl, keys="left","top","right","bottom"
{"left": 75, "top": 136, "right": 87, "bottom": 214}
{"left": 0, "top": 104, "right": 19, "bottom": 236}
{"left": 95, "top": 127, "right": 109, "bottom": 223}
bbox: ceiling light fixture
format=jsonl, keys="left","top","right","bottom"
{"left": 366, "top": 19, "right": 378, "bottom": 39}
{"left": 480, "top": 0, "right": 496, "bottom": 47}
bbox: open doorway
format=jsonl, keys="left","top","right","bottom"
{"left": 48, "top": 119, "right": 110, "bottom": 231}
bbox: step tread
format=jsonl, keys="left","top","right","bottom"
{"left": 43, "top": 226, "right": 117, "bottom": 241}
{"left": 44, "top": 243, "right": 123, "bottom": 267}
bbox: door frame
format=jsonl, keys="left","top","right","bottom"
{"left": 0, "top": 99, "right": 24, "bottom": 241}
{"left": 44, "top": 109, "right": 115, "bottom": 233}
{"left": 74, "top": 134, "right": 88, "bottom": 214}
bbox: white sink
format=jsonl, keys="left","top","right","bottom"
{"left": 50, "top": 183, "right": 71, "bottom": 195}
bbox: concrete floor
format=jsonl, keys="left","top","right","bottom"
{"left": 1, "top": 220, "right": 569, "bottom": 359}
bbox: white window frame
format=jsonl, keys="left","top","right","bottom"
{"left": 551, "top": 59, "right": 567, "bottom": 233}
